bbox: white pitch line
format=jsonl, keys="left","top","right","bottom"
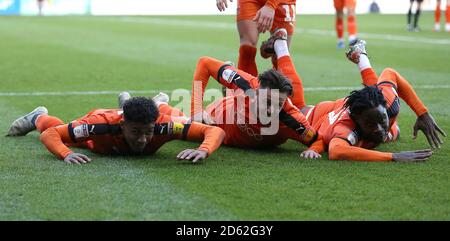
{"left": 117, "top": 17, "right": 450, "bottom": 45}
{"left": 1, "top": 85, "right": 449, "bottom": 97}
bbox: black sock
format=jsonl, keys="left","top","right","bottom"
{"left": 414, "top": 9, "right": 421, "bottom": 28}
{"left": 407, "top": 9, "right": 412, "bottom": 25}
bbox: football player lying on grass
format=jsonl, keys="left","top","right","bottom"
{"left": 6, "top": 94, "right": 225, "bottom": 164}
{"left": 187, "top": 56, "right": 317, "bottom": 150}
{"left": 259, "top": 29, "right": 445, "bottom": 162}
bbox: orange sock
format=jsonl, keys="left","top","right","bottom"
{"left": 435, "top": 4, "right": 441, "bottom": 23}
{"left": 238, "top": 45, "right": 258, "bottom": 77}
{"left": 159, "top": 103, "right": 185, "bottom": 117}
{"left": 36, "top": 115, "right": 64, "bottom": 133}
{"left": 347, "top": 15, "right": 357, "bottom": 36}
{"left": 446, "top": 5, "right": 450, "bottom": 24}
{"left": 336, "top": 18, "right": 344, "bottom": 39}
{"left": 361, "top": 68, "right": 378, "bottom": 86}
{"left": 277, "top": 56, "right": 306, "bottom": 109}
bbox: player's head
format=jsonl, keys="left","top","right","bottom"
{"left": 121, "top": 97, "right": 159, "bottom": 153}
{"left": 257, "top": 69, "right": 293, "bottom": 115}
{"left": 344, "top": 86, "right": 389, "bottom": 144}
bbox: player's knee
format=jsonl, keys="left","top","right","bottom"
{"left": 197, "top": 56, "right": 212, "bottom": 68}
{"left": 381, "top": 68, "right": 397, "bottom": 75}
{"left": 240, "top": 39, "right": 258, "bottom": 48}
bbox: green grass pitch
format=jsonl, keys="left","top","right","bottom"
{"left": 0, "top": 13, "right": 449, "bottom": 220}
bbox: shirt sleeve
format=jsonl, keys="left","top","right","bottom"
{"left": 280, "top": 99, "right": 317, "bottom": 145}
{"left": 328, "top": 138, "right": 393, "bottom": 162}
{"left": 377, "top": 68, "right": 428, "bottom": 117}
{"left": 40, "top": 124, "right": 75, "bottom": 160}
{"left": 155, "top": 121, "right": 225, "bottom": 156}
{"left": 265, "top": 0, "right": 280, "bottom": 9}
{"left": 184, "top": 122, "right": 225, "bottom": 156}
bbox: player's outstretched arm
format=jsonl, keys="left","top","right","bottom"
{"left": 216, "top": 0, "right": 233, "bottom": 12}
{"left": 329, "top": 138, "right": 433, "bottom": 162}
{"left": 176, "top": 122, "right": 225, "bottom": 163}
{"left": 40, "top": 125, "right": 89, "bottom": 162}
{"left": 378, "top": 68, "right": 446, "bottom": 148}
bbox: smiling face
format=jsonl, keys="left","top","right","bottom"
{"left": 353, "top": 105, "right": 389, "bottom": 144}
{"left": 120, "top": 120, "right": 155, "bottom": 153}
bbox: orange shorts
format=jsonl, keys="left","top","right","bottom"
{"left": 237, "top": 0, "right": 297, "bottom": 35}
{"left": 334, "top": 0, "right": 356, "bottom": 11}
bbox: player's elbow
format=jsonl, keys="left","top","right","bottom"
{"left": 197, "top": 56, "right": 212, "bottom": 68}
{"left": 214, "top": 127, "right": 226, "bottom": 143}
{"left": 328, "top": 148, "right": 346, "bottom": 161}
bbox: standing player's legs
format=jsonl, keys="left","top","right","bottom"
{"left": 435, "top": 0, "right": 442, "bottom": 31}
{"left": 269, "top": 3, "right": 296, "bottom": 69}
{"left": 37, "top": 0, "right": 44, "bottom": 16}
{"left": 236, "top": 0, "right": 262, "bottom": 77}
{"left": 446, "top": 0, "right": 450, "bottom": 32}
{"left": 346, "top": 0, "right": 357, "bottom": 43}
{"left": 413, "top": 0, "right": 423, "bottom": 31}
{"left": 407, "top": 0, "right": 415, "bottom": 31}
{"left": 262, "top": 30, "right": 307, "bottom": 110}
{"left": 334, "top": 0, "right": 345, "bottom": 48}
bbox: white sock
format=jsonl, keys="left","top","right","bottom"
{"left": 435, "top": 23, "right": 441, "bottom": 31}
{"left": 348, "top": 35, "right": 357, "bottom": 43}
{"left": 358, "top": 54, "right": 371, "bottom": 71}
{"left": 446, "top": 23, "right": 450, "bottom": 32}
{"left": 274, "top": 40, "right": 289, "bottom": 59}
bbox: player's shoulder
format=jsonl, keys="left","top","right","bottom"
{"left": 83, "top": 108, "right": 123, "bottom": 125}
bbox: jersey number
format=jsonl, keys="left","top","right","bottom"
{"left": 282, "top": 5, "right": 296, "bottom": 22}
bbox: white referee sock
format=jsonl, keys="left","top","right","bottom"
{"left": 358, "top": 54, "right": 372, "bottom": 71}
{"left": 274, "top": 40, "right": 289, "bottom": 59}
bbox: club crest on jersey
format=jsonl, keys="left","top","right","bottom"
{"left": 73, "top": 124, "right": 90, "bottom": 138}
{"left": 222, "top": 68, "right": 238, "bottom": 83}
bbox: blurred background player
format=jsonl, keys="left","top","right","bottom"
{"left": 334, "top": 0, "right": 358, "bottom": 49}
{"left": 434, "top": 0, "right": 450, "bottom": 32}
{"left": 216, "top": 0, "right": 297, "bottom": 76}
{"left": 407, "top": 0, "right": 423, "bottom": 32}
{"left": 37, "top": 0, "right": 44, "bottom": 16}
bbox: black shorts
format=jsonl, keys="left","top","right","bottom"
{"left": 410, "top": 0, "right": 423, "bottom": 3}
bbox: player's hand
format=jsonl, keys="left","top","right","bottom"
{"left": 300, "top": 150, "right": 322, "bottom": 159}
{"left": 177, "top": 149, "right": 208, "bottom": 163}
{"left": 64, "top": 153, "right": 91, "bottom": 164}
{"left": 392, "top": 149, "right": 432, "bottom": 163}
{"left": 216, "top": 0, "right": 232, "bottom": 12}
{"left": 253, "top": 6, "right": 275, "bottom": 33}
{"left": 413, "top": 112, "right": 446, "bottom": 149}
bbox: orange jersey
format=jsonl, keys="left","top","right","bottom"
{"left": 304, "top": 67, "right": 427, "bottom": 162}
{"left": 192, "top": 57, "right": 316, "bottom": 148}
{"left": 237, "top": 0, "right": 297, "bottom": 35}
{"left": 206, "top": 94, "right": 315, "bottom": 148}
{"left": 40, "top": 108, "right": 225, "bottom": 159}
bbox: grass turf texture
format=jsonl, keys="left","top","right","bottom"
{"left": 0, "top": 13, "right": 449, "bottom": 220}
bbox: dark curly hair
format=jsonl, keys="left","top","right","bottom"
{"left": 123, "top": 97, "right": 159, "bottom": 124}
{"left": 258, "top": 69, "right": 293, "bottom": 95}
{"left": 344, "top": 85, "right": 387, "bottom": 116}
